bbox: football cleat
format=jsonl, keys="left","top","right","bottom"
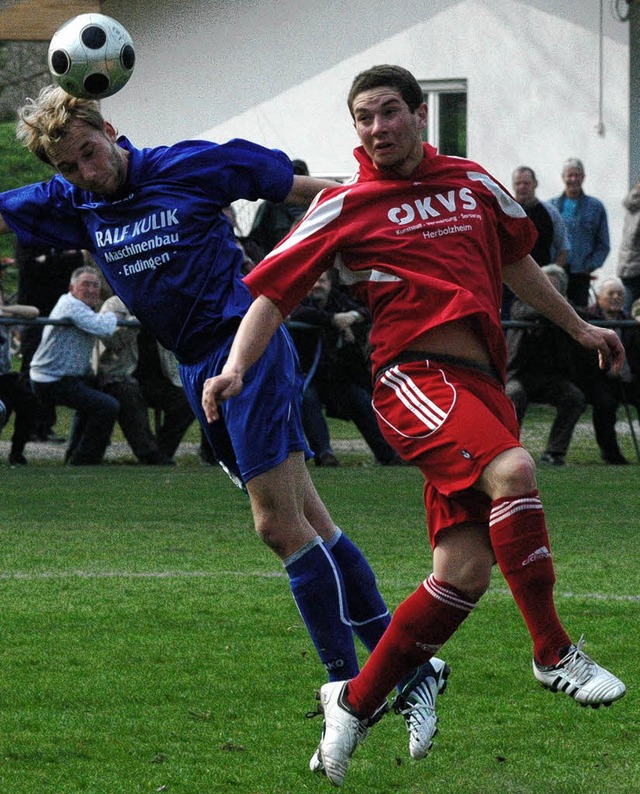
{"left": 533, "top": 635, "right": 626, "bottom": 707}
{"left": 393, "top": 657, "right": 450, "bottom": 760}
{"left": 310, "top": 681, "right": 389, "bottom": 786}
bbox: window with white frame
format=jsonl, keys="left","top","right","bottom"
{"left": 420, "top": 79, "right": 467, "bottom": 157}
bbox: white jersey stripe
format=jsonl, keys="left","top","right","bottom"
{"left": 266, "top": 190, "right": 349, "bottom": 257}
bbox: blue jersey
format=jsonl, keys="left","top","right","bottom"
{"left": 0, "top": 137, "right": 293, "bottom": 363}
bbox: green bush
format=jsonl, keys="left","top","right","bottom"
{"left": 0, "top": 120, "right": 54, "bottom": 294}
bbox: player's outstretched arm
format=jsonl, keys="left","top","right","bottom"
{"left": 503, "top": 254, "right": 625, "bottom": 374}
{"left": 201, "top": 295, "right": 284, "bottom": 422}
{"left": 286, "top": 175, "right": 338, "bottom": 208}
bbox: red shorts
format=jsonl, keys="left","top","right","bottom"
{"left": 372, "top": 358, "right": 521, "bottom": 546}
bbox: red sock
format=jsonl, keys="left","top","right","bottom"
{"left": 346, "top": 575, "right": 476, "bottom": 716}
{"left": 489, "top": 491, "right": 571, "bottom": 666}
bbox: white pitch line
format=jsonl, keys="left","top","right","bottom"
{"left": 0, "top": 569, "right": 638, "bottom": 602}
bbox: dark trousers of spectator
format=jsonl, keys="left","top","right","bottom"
{"left": 305, "top": 380, "right": 399, "bottom": 464}
{"left": 589, "top": 378, "right": 640, "bottom": 462}
{"left": 0, "top": 372, "right": 38, "bottom": 457}
{"left": 505, "top": 374, "right": 587, "bottom": 457}
{"left": 567, "top": 272, "right": 593, "bottom": 308}
{"left": 102, "top": 380, "right": 167, "bottom": 463}
{"left": 140, "top": 379, "right": 195, "bottom": 459}
{"left": 302, "top": 385, "right": 334, "bottom": 458}
{"left": 32, "top": 376, "right": 119, "bottom": 464}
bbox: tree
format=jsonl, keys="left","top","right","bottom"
{"left": 0, "top": 41, "right": 51, "bottom": 121}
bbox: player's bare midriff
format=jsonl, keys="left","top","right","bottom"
{"left": 406, "top": 319, "right": 492, "bottom": 369}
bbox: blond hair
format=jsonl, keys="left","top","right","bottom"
{"left": 16, "top": 84, "right": 105, "bottom": 165}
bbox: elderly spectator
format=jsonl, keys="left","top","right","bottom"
{"left": 550, "top": 158, "right": 610, "bottom": 307}
{"left": 575, "top": 277, "right": 640, "bottom": 465}
{"left": 30, "top": 265, "right": 119, "bottom": 465}
{"left": 15, "top": 240, "right": 86, "bottom": 442}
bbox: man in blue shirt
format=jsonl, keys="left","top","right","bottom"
{"left": 550, "top": 158, "right": 610, "bottom": 307}
{"left": 0, "top": 85, "right": 446, "bottom": 757}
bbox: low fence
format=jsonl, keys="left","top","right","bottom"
{"left": 1, "top": 317, "right": 639, "bottom": 330}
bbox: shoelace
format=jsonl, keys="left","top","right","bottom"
{"left": 559, "top": 636, "right": 595, "bottom": 685}
{"left": 395, "top": 680, "right": 436, "bottom": 725}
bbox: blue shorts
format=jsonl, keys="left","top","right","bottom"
{"left": 179, "top": 325, "right": 311, "bottom": 488}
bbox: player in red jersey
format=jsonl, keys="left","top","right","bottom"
{"left": 202, "top": 65, "right": 626, "bottom": 785}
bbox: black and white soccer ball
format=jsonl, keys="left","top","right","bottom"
{"left": 48, "top": 13, "right": 135, "bottom": 100}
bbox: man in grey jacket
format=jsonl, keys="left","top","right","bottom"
{"left": 30, "top": 265, "right": 119, "bottom": 465}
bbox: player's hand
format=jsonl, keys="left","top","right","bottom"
{"left": 577, "top": 323, "right": 625, "bottom": 375}
{"left": 201, "top": 371, "right": 243, "bottom": 422}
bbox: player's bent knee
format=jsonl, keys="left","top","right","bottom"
{"left": 480, "top": 447, "right": 537, "bottom": 498}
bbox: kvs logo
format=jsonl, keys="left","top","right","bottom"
{"left": 387, "top": 170, "right": 525, "bottom": 226}
{"left": 387, "top": 188, "right": 477, "bottom": 225}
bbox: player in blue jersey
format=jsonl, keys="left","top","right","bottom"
{"left": 0, "top": 85, "right": 449, "bottom": 763}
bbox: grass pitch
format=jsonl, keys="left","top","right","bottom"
{"left": 1, "top": 412, "right": 638, "bottom": 793}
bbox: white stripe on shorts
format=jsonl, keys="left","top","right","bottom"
{"left": 379, "top": 366, "right": 448, "bottom": 431}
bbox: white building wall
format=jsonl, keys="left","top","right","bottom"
{"left": 103, "top": 0, "right": 630, "bottom": 275}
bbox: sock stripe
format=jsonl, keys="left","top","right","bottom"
{"left": 350, "top": 608, "right": 391, "bottom": 628}
{"left": 424, "top": 574, "right": 475, "bottom": 613}
{"left": 319, "top": 543, "right": 352, "bottom": 628}
{"left": 490, "top": 496, "right": 543, "bottom": 527}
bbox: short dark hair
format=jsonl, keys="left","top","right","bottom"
{"left": 512, "top": 165, "right": 537, "bottom": 182}
{"left": 292, "top": 159, "right": 309, "bottom": 176}
{"left": 347, "top": 65, "right": 424, "bottom": 118}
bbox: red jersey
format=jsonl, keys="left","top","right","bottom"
{"left": 244, "top": 143, "right": 537, "bottom": 380}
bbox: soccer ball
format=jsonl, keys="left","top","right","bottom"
{"left": 48, "top": 13, "right": 135, "bottom": 100}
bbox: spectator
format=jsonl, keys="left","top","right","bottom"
{"left": 15, "top": 240, "right": 85, "bottom": 442}
{"left": 288, "top": 270, "right": 402, "bottom": 466}
{"left": 512, "top": 166, "right": 569, "bottom": 267}
{"left": 577, "top": 277, "right": 640, "bottom": 465}
{"left": 247, "top": 158, "right": 310, "bottom": 259}
{"left": 550, "top": 158, "right": 610, "bottom": 307}
{"left": 616, "top": 178, "right": 640, "bottom": 313}
{"left": 30, "top": 265, "right": 119, "bottom": 465}
{"left": 505, "top": 264, "right": 586, "bottom": 466}
{"left": 502, "top": 165, "right": 570, "bottom": 319}
{"left": 0, "top": 292, "right": 39, "bottom": 465}
{"left": 97, "top": 295, "right": 174, "bottom": 465}
{"left": 134, "top": 327, "right": 196, "bottom": 461}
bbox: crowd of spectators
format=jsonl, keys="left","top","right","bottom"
{"left": 1, "top": 157, "right": 639, "bottom": 467}
{"left": 1, "top": 258, "right": 196, "bottom": 466}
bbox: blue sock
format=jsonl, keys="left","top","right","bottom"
{"left": 325, "top": 529, "right": 391, "bottom": 653}
{"left": 284, "top": 537, "right": 360, "bottom": 681}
